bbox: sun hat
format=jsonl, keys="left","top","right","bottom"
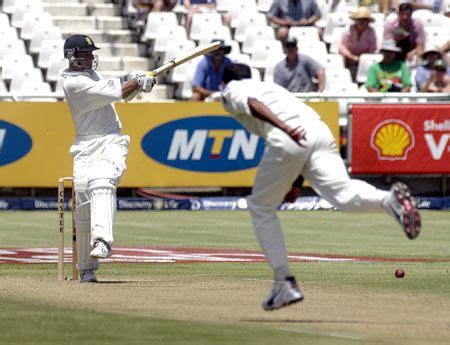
{"left": 349, "top": 7, "right": 375, "bottom": 22}
{"left": 380, "top": 39, "right": 402, "bottom": 53}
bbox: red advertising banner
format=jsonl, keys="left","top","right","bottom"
{"left": 351, "top": 104, "right": 450, "bottom": 174}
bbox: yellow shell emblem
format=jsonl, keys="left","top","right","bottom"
{"left": 370, "top": 120, "right": 414, "bottom": 160}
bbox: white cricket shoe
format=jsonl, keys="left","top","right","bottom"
{"left": 89, "top": 240, "right": 112, "bottom": 258}
{"left": 383, "top": 182, "right": 421, "bottom": 240}
{"left": 80, "top": 269, "right": 97, "bottom": 283}
{"left": 262, "top": 276, "right": 304, "bottom": 311}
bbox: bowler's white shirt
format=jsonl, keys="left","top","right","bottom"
{"left": 221, "top": 79, "right": 320, "bottom": 145}
{"left": 62, "top": 69, "right": 122, "bottom": 137}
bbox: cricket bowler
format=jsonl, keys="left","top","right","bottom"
{"left": 220, "top": 63, "right": 421, "bottom": 311}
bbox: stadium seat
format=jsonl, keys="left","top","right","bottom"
{"left": 0, "top": 80, "right": 8, "bottom": 94}
{"left": 325, "top": 81, "right": 360, "bottom": 93}
{"left": 164, "top": 39, "right": 197, "bottom": 83}
{"left": 250, "top": 39, "right": 283, "bottom": 69}
{"left": 142, "top": 12, "right": 178, "bottom": 42}
{"left": 196, "top": 25, "right": 232, "bottom": 45}
{"left": 216, "top": 0, "right": 231, "bottom": 12}
{"left": 179, "top": 62, "right": 199, "bottom": 99}
{"left": 2, "top": 53, "right": 34, "bottom": 80}
{"left": 325, "top": 67, "right": 352, "bottom": 90}
{"left": 257, "top": 0, "right": 273, "bottom": 12}
{"left": 11, "top": 0, "right": 43, "bottom": 28}
{"left": 20, "top": 11, "right": 53, "bottom": 40}
{"left": 0, "top": 12, "right": 10, "bottom": 28}
{"left": 328, "top": 27, "right": 347, "bottom": 54}
{"left": 370, "top": 12, "right": 386, "bottom": 28}
{"left": 37, "top": 39, "right": 65, "bottom": 69}
{"left": 228, "top": 1, "right": 258, "bottom": 28}
{"left": 251, "top": 67, "right": 261, "bottom": 81}
{"left": 0, "top": 38, "right": 25, "bottom": 67}
{"left": 412, "top": 10, "right": 447, "bottom": 27}
{"left": 189, "top": 12, "right": 223, "bottom": 41}
{"left": 18, "top": 81, "right": 57, "bottom": 102}
{"left": 234, "top": 12, "right": 267, "bottom": 43}
{"left": 2, "top": 0, "right": 41, "bottom": 15}
{"left": 299, "top": 41, "right": 328, "bottom": 59}
{"left": 46, "top": 54, "right": 68, "bottom": 82}
{"left": 320, "top": 54, "right": 345, "bottom": 69}
{"left": 242, "top": 25, "right": 275, "bottom": 54}
{"left": 228, "top": 53, "right": 251, "bottom": 64}
{"left": 10, "top": 67, "right": 43, "bottom": 92}
{"left": 323, "top": 12, "right": 350, "bottom": 44}
{"left": 425, "top": 26, "right": 450, "bottom": 47}
{"left": 263, "top": 54, "right": 285, "bottom": 82}
{"left": 29, "top": 25, "right": 62, "bottom": 55}
{"left": 0, "top": 26, "right": 18, "bottom": 41}
{"left": 153, "top": 25, "right": 188, "bottom": 54}
{"left": 288, "top": 26, "right": 320, "bottom": 42}
{"left": 356, "top": 53, "right": 382, "bottom": 84}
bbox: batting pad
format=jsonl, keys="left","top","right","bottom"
{"left": 89, "top": 179, "right": 116, "bottom": 246}
{"left": 75, "top": 201, "right": 99, "bottom": 271}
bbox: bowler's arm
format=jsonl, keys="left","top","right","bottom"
{"left": 247, "top": 97, "right": 306, "bottom": 146}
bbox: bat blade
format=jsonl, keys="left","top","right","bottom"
{"left": 149, "top": 41, "right": 221, "bottom": 77}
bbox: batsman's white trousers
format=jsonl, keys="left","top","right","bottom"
{"left": 70, "top": 133, "right": 129, "bottom": 271}
{"left": 247, "top": 121, "right": 389, "bottom": 272}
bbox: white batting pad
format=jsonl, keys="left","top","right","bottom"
{"left": 89, "top": 179, "right": 116, "bottom": 246}
{"left": 75, "top": 200, "right": 98, "bottom": 271}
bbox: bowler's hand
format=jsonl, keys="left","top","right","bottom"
{"left": 285, "top": 126, "right": 307, "bottom": 147}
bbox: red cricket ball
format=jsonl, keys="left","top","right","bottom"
{"left": 395, "top": 269, "right": 405, "bottom": 278}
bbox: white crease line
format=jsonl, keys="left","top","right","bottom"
{"left": 277, "top": 328, "right": 366, "bottom": 341}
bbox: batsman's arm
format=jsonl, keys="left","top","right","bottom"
{"left": 248, "top": 97, "right": 307, "bottom": 147}
{"left": 121, "top": 79, "right": 140, "bottom": 100}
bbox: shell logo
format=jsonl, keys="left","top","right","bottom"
{"left": 370, "top": 119, "right": 415, "bottom": 160}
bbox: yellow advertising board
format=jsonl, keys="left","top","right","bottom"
{"left": 0, "top": 101, "right": 338, "bottom": 187}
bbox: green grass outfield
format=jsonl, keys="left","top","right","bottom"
{"left": 1, "top": 210, "right": 450, "bottom": 344}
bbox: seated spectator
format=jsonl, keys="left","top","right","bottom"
{"left": 267, "top": 0, "right": 321, "bottom": 43}
{"left": 191, "top": 40, "right": 232, "bottom": 101}
{"left": 383, "top": 2, "right": 425, "bottom": 62}
{"left": 421, "top": 59, "right": 450, "bottom": 92}
{"left": 441, "top": 40, "right": 450, "bottom": 66}
{"left": 273, "top": 38, "right": 325, "bottom": 92}
{"left": 183, "top": 0, "right": 217, "bottom": 33}
{"left": 339, "top": 7, "right": 378, "bottom": 81}
{"left": 366, "top": 39, "right": 411, "bottom": 92}
{"left": 131, "top": 0, "right": 177, "bottom": 28}
{"left": 416, "top": 44, "right": 448, "bottom": 91}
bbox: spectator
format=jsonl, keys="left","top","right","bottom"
{"left": 191, "top": 40, "right": 232, "bottom": 101}
{"left": 441, "top": 39, "right": 450, "bottom": 66}
{"left": 273, "top": 38, "right": 325, "bottom": 92}
{"left": 183, "top": 0, "right": 217, "bottom": 33}
{"left": 366, "top": 39, "right": 412, "bottom": 92}
{"left": 421, "top": 59, "right": 450, "bottom": 92}
{"left": 383, "top": 2, "right": 425, "bottom": 62}
{"left": 339, "top": 7, "right": 378, "bottom": 81}
{"left": 267, "top": 0, "right": 321, "bottom": 43}
{"left": 131, "top": 0, "right": 177, "bottom": 29}
{"left": 416, "top": 44, "right": 448, "bottom": 91}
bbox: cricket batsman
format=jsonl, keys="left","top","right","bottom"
{"left": 220, "top": 64, "right": 421, "bottom": 311}
{"left": 62, "top": 34, "right": 155, "bottom": 282}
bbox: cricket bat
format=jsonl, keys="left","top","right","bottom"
{"left": 148, "top": 41, "right": 222, "bottom": 77}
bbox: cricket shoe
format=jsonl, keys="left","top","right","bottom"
{"left": 383, "top": 182, "right": 421, "bottom": 240}
{"left": 262, "top": 276, "right": 304, "bottom": 311}
{"left": 89, "top": 240, "right": 112, "bottom": 258}
{"left": 80, "top": 269, "right": 97, "bottom": 283}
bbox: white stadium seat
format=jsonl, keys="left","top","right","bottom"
{"left": 46, "top": 54, "right": 68, "bottom": 82}
{"left": 325, "top": 67, "right": 353, "bottom": 90}
{"left": 189, "top": 12, "right": 223, "bottom": 41}
{"left": 164, "top": 39, "right": 197, "bottom": 83}
{"left": 323, "top": 12, "right": 350, "bottom": 44}
{"left": 216, "top": 0, "right": 231, "bottom": 12}
{"left": 0, "top": 26, "right": 18, "bottom": 41}
{"left": 299, "top": 41, "right": 328, "bottom": 59}
{"left": 242, "top": 25, "right": 275, "bottom": 54}
{"left": 234, "top": 12, "right": 267, "bottom": 43}
{"left": 18, "top": 81, "right": 57, "bottom": 102}
{"left": 2, "top": 53, "right": 34, "bottom": 80}
{"left": 197, "top": 25, "right": 232, "bottom": 45}
{"left": 258, "top": 0, "right": 273, "bottom": 12}
{"left": 0, "top": 13, "right": 10, "bottom": 28}
{"left": 228, "top": 1, "right": 258, "bottom": 28}
{"left": 10, "top": 67, "right": 43, "bottom": 92}
{"left": 250, "top": 39, "right": 283, "bottom": 69}
{"left": 0, "top": 38, "right": 25, "bottom": 67}
{"left": 11, "top": 0, "right": 43, "bottom": 28}
{"left": 328, "top": 27, "right": 347, "bottom": 54}
{"left": 425, "top": 27, "right": 450, "bottom": 47}
{"left": 38, "top": 39, "right": 65, "bottom": 69}
{"left": 153, "top": 25, "right": 187, "bottom": 54}
{"left": 29, "top": 25, "right": 62, "bottom": 54}
{"left": 356, "top": 53, "right": 382, "bottom": 84}
{"left": 263, "top": 54, "right": 285, "bottom": 82}
{"left": 21, "top": 11, "right": 53, "bottom": 40}
{"left": 320, "top": 54, "right": 345, "bottom": 69}
{"left": 289, "top": 26, "right": 320, "bottom": 42}
{"left": 142, "top": 12, "right": 178, "bottom": 42}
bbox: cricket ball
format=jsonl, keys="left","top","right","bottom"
{"left": 395, "top": 269, "right": 405, "bottom": 278}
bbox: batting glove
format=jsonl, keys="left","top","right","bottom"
{"left": 131, "top": 70, "right": 156, "bottom": 93}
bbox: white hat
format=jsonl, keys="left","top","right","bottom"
{"left": 380, "top": 39, "right": 402, "bottom": 52}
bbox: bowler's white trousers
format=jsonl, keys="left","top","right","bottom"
{"left": 247, "top": 121, "right": 389, "bottom": 272}
{"left": 70, "top": 133, "right": 130, "bottom": 271}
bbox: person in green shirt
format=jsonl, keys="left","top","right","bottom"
{"left": 366, "top": 39, "right": 411, "bottom": 92}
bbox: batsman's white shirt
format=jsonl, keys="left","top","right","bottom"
{"left": 221, "top": 79, "right": 388, "bottom": 272}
